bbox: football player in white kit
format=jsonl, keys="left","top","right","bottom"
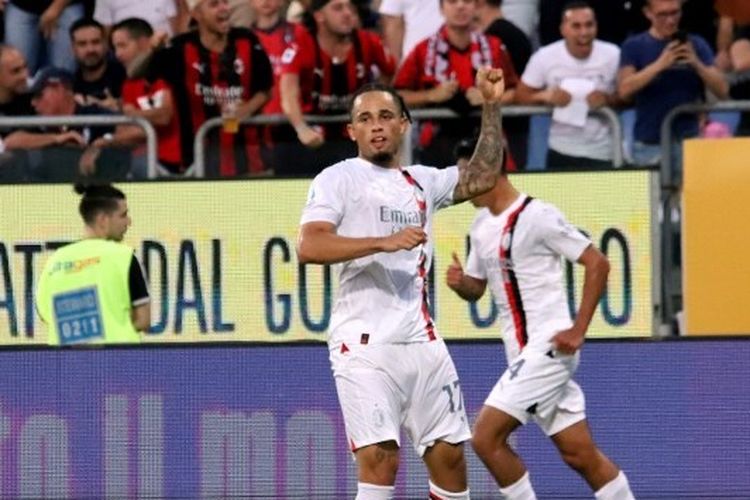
{"left": 297, "top": 67, "right": 507, "bottom": 500}
{"left": 446, "top": 155, "right": 636, "bottom": 500}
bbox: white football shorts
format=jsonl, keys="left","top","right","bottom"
{"left": 330, "top": 339, "right": 471, "bottom": 457}
{"left": 484, "top": 348, "right": 586, "bottom": 436}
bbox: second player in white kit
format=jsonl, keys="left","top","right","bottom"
{"left": 447, "top": 156, "right": 636, "bottom": 500}
{"left": 465, "top": 194, "right": 591, "bottom": 435}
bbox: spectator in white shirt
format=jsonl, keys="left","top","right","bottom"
{"left": 516, "top": 0, "right": 620, "bottom": 168}
{"left": 94, "top": 0, "right": 180, "bottom": 37}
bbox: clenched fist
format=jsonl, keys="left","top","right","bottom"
{"left": 475, "top": 67, "right": 505, "bottom": 103}
{"left": 381, "top": 226, "right": 427, "bottom": 252}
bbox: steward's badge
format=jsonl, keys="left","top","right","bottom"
{"left": 53, "top": 287, "right": 104, "bottom": 345}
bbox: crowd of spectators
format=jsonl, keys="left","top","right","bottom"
{"left": 0, "top": 0, "right": 746, "bottom": 182}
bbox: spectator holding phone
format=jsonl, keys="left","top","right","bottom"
{"left": 617, "top": 0, "right": 727, "bottom": 175}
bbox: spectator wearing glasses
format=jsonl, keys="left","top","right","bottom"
{"left": 617, "top": 0, "right": 728, "bottom": 173}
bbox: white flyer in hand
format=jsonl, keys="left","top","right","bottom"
{"left": 552, "top": 77, "right": 596, "bottom": 127}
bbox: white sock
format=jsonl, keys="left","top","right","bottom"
{"left": 428, "top": 479, "right": 470, "bottom": 499}
{"left": 355, "top": 482, "right": 394, "bottom": 500}
{"left": 595, "top": 471, "right": 635, "bottom": 500}
{"left": 499, "top": 471, "right": 537, "bottom": 500}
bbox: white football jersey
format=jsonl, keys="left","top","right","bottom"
{"left": 465, "top": 194, "right": 591, "bottom": 361}
{"left": 300, "top": 158, "right": 458, "bottom": 349}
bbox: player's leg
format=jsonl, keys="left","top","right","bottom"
{"left": 550, "top": 420, "right": 635, "bottom": 499}
{"left": 354, "top": 441, "right": 400, "bottom": 499}
{"left": 539, "top": 379, "right": 635, "bottom": 500}
{"left": 551, "top": 419, "right": 617, "bottom": 488}
{"left": 408, "top": 340, "right": 472, "bottom": 499}
{"left": 473, "top": 349, "right": 578, "bottom": 499}
{"left": 422, "top": 441, "right": 469, "bottom": 498}
{"left": 331, "top": 345, "right": 403, "bottom": 499}
{"left": 472, "top": 406, "right": 536, "bottom": 499}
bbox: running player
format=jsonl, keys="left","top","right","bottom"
{"left": 446, "top": 152, "right": 636, "bottom": 500}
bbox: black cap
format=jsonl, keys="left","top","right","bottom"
{"left": 29, "top": 67, "right": 74, "bottom": 96}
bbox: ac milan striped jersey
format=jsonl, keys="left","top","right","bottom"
{"left": 149, "top": 28, "right": 273, "bottom": 175}
{"left": 465, "top": 194, "right": 591, "bottom": 361}
{"left": 300, "top": 158, "right": 458, "bottom": 348}
{"left": 253, "top": 20, "right": 309, "bottom": 115}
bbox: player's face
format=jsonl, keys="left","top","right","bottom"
{"left": 72, "top": 26, "right": 108, "bottom": 70}
{"left": 196, "top": 0, "right": 232, "bottom": 35}
{"left": 251, "top": 0, "right": 283, "bottom": 18}
{"left": 111, "top": 30, "right": 141, "bottom": 67}
{"left": 348, "top": 91, "right": 408, "bottom": 168}
{"left": 644, "top": 0, "right": 681, "bottom": 38}
{"left": 441, "top": 0, "right": 476, "bottom": 30}
{"left": 560, "top": 7, "right": 596, "bottom": 59}
{"left": 317, "top": 0, "right": 356, "bottom": 37}
{"left": 105, "top": 200, "right": 132, "bottom": 242}
{"left": 0, "top": 48, "right": 29, "bottom": 95}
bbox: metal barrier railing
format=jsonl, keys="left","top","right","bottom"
{"left": 660, "top": 100, "right": 750, "bottom": 189}
{"left": 0, "top": 115, "right": 159, "bottom": 178}
{"left": 2, "top": 103, "right": 748, "bottom": 335}
{"left": 193, "top": 106, "right": 625, "bottom": 177}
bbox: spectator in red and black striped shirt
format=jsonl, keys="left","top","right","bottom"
{"left": 251, "top": 0, "right": 310, "bottom": 173}
{"left": 277, "top": 0, "right": 396, "bottom": 176}
{"left": 251, "top": 0, "right": 309, "bottom": 116}
{"left": 394, "top": 0, "right": 518, "bottom": 168}
{"left": 149, "top": 0, "right": 273, "bottom": 177}
{"left": 110, "top": 17, "right": 182, "bottom": 177}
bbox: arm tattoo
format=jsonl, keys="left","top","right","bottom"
{"left": 453, "top": 103, "right": 504, "bottom": 203}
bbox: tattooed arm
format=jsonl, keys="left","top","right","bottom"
{"left": 453, "top": 67, "right": 506, "bottom": 204}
